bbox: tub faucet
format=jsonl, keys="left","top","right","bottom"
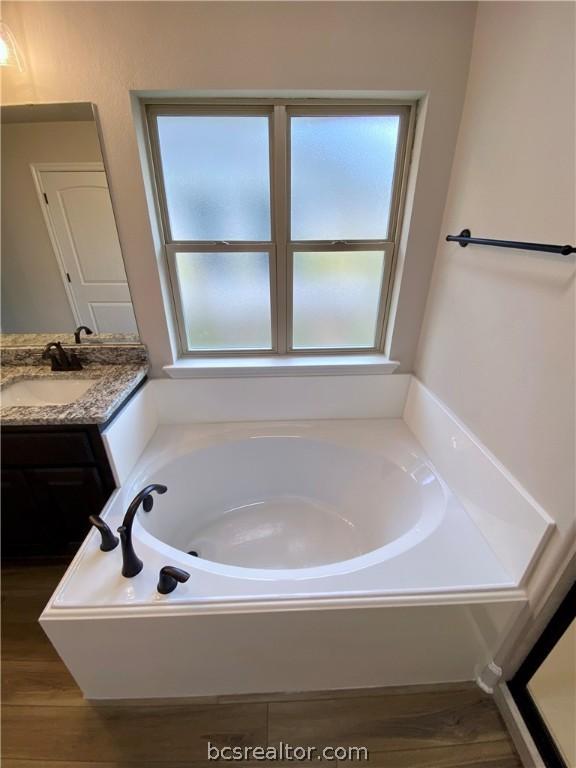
{"left": 157, "top": 565, "right": 190, "bottom": 595}
{"left": 118, "top": 484, "right": 167, "bottom": 578}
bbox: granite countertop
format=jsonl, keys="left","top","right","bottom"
{"left": 0, "top": 363, "right": 148, "bottom": 426}
{"left": 0, "top": 332, "right": 141, "bottom": 347}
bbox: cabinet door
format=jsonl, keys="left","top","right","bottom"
{"left": 26, "top": 467, "right": 110, "bottom": 551}
{"left": 1, "top": 470, "right": 48, "bottom": 553}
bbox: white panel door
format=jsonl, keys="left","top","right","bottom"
{"left": 39, "top": 169, "right": 137, "bottom": 334}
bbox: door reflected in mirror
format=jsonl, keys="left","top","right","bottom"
{"left": 1, "top": 102, "right": 139, "bottom": 340}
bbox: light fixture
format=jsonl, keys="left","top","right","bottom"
{"left": 0, "top": 21, "right": 25, "bottom": 71}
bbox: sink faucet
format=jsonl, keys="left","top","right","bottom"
{"left": 74, "top": 325, "right": 93, "bottom": 344}
{"left": 42, "top": 342, "right": 83, "bottom": 371}
{"left": 118, "top": 484, "right": 168, "bottom": 577}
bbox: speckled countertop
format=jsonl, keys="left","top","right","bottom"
{"left": 0, "top": 332, "right": 141, "bottom": 346}
{"left": 0, "top": 363, "right": 148, "bottom": 426}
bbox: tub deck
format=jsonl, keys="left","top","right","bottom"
{"left": 48, "top": 419, "right": 515, "bottom": 610}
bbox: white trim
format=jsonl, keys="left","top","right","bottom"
{"left": 163, "top": 353, "right": 399, "bottom": 378}
{"left": 144, "top": 100, "right": 416, "bottom": 360}
{"left": 30, "top": 162, "right": 105, "bottom": 173}
{"left": 494, "top": 684, "right": 545, "bottom": 768}
{"left": 29, "top": 162, "right": 106, "bottom": 326}
{"left": 44, "top": 589, "right": 527, "bottom": 621}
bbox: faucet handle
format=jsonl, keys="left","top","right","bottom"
{"left": 157, "top": 565, "right": 190, "bottom": 594}
{"left": 42, "top": 342, "right": 64, "bottom": 371}
{"left": 89, "top": 515, "right": 119, "bottom": 551}
{"left": 68, "top": 351, "right": 83, "bottom": 371}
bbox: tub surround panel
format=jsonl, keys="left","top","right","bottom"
{"left": 403, "top": 378, "right": 554, "bottom": 586}
{"left": 149, "top": 374, "right": 411, "bottom": 424}
{"left": 102, "top": 384, "right": 159, "bottom": 486}
{"left": 0, "top": 364, "right": 148, "bottom": 426}
{"left": 101, "top": 377, "right": 411, "bottom": 487}
{"left": 41, "top": 600, "right": 525, "bottom": 700}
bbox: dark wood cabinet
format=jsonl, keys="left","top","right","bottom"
{"left": 1, "top": 425, "right": 117, "bottom": 556}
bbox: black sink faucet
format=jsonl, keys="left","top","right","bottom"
{"left": 118, "top": 484, "right": 168, "bottom": 578}
{"left": 74, "top": 325, "right": 93, "bottom": 344}
{"left": 42, "top": 342, "right": 83, "bottom": 371}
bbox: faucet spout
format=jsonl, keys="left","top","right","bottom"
{"left": 74, "top": 325, "right": 93, "bottom": 344}
{"left": 118, "top": 484, "right": 167, "bottom": 578}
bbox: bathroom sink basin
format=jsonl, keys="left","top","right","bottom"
{"left": 1, "top": 378, "right": 97, "bottom": 408}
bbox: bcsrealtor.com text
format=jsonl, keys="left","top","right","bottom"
{"left": 208, "top": 743, "right": 369, "bottom": 762}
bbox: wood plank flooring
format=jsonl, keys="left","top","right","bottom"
{"left": 2, "top": 560, "right": 522, "bottom": 767}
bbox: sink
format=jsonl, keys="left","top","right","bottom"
{"left": 1, "top": 379, "right": 98, "bottom": 408}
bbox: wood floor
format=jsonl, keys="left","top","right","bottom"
{"left": 2, "top": 560, "right": 522, "bottom": 768}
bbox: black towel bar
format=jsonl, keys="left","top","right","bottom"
{"left": 446, "top": 229, "right": 575, "bottom": 256}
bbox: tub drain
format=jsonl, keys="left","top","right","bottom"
{"left": 187, "top": 550, "right": 199, "bottom": 557}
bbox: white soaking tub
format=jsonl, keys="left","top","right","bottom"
{"left": 40, "top": 377, "right": 552, "bottom": 700}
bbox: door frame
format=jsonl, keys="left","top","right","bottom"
{"left": 30, "top": 162, "right": 106, "bottom": 327}
{"left": 508, "top": 580, "right": 576, "bottom": 768}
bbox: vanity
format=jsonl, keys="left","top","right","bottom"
{"left": 1, "top": 335, "right": 148, "bottom": 555}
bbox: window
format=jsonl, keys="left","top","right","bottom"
{"left": 146, "top": 102, "right": 413, "bottom": 357}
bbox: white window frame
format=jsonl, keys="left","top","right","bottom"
{"left": 145, "top": 99, "right": 415, "bottom": 359}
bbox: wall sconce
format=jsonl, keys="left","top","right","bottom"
{"left": 0, "top": 21, "right": 25, "bottom": 71}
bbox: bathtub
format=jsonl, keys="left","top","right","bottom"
{"left": 40, "top": 376, "right": 552, "bottom": 699}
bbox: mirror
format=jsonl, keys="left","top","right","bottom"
{"left": 1, "top": 102, "right": 139, "bottom": 342}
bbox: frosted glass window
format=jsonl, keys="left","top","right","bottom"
{"left": 292, "top": 251, "right": 385, "bottom": 349}
{"left": 157, "top": 116, "right": 271, "bottom": 241}
{"left": 175, "top": 252, "right": 272, "bottom": 350}
{"left": 290, "top": 116, "right": 400, "bottom": 240}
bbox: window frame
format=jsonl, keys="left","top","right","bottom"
{"left": 145, "top": 99, "right": 415, "bottom": 358}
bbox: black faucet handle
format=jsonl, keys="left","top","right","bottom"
{"left": 42, "top": 342, "right": 64, "bottom": 371}
{"left": 42, "top": 341, "right": 61, "bottom": 359}
{"left": 157, "top": 566, "right": 190, "bottom": 595}
{"left": 89, "top": 515, "right": 119, "bottom": 552}
{"left": 68, "top": 351, "right": 83, "bottom": 371}
{"left": 141, "top": 484, "right": 168, "bottom": 512}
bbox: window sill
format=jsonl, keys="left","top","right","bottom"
{"left": 163, "top": 354, "right": 400, "bottom": 378}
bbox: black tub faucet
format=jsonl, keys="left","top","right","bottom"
{"left": 42, "top": 342, "right": 83, "bottom": 371}
{"left": 74, "top": 325, "right": 93, "bottom": 344}
{"left": 157, "top": 566, "right": 190, "bottom": 594}
{"left": 118, "top": 484, "right": 167, "bottom": 578}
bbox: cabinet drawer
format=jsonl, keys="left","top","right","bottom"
{"left": 1, "top": 431, "right": 96, "bottom": 467}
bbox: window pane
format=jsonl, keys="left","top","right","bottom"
{"left": 291, "top": 115, "right": 400, "bottom": 240}
{"left": 157, "top": 116, "right": 271, "bottom": 241}
{"left": 175, "top": 251, "right": 272, "bottom": 351}
{"left": 292, "top": 251, "right": 385, "bottom": 349}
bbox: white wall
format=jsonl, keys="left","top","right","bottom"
{"left": 2, "top": 1, "right": 477, "bottom": 374}
{"left": 416, "top": 2, "right": 575, "bottom": 539}
{"left": 1, "top": 120, "right": 102, "bottom": 332}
